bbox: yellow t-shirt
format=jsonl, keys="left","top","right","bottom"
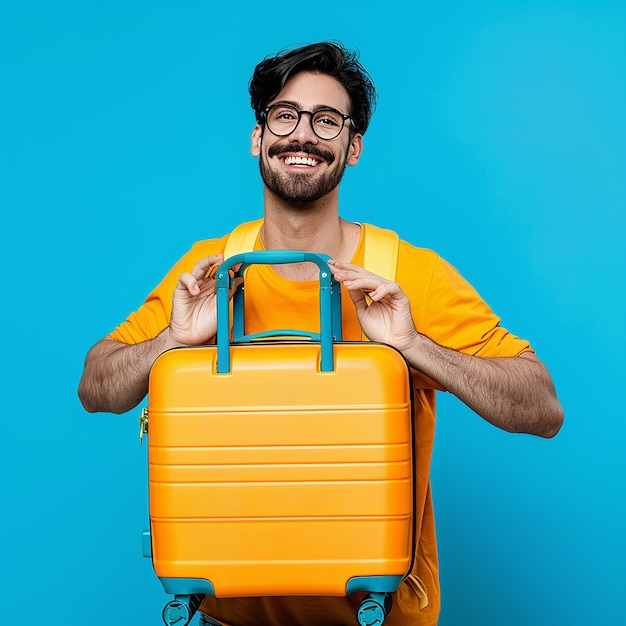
{"left": 110, "top": 226, "right": 531, "bottom": 626}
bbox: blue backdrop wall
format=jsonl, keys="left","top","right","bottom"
{"left": 1, "top": 1, "right": 624, "bottom": 624}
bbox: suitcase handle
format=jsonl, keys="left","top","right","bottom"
{"left": 215, "top": 250, "right": 342, "bottom": 374}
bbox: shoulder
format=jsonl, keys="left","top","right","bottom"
{"left": 190, "top": 219, "right": 264, "bottom": 261}
{"left": 188, "top": 232, "right": 231, "bottom": 263}
{"left": 152, "top": 232, "right": 232, "bottom": 281}
{"left": 397, "top": 238, "right": 440, "bottom": 261}
{"left": 361, "top": 223, "right": 443, "bottom": 279}
{"left": 395, "top": 238, "right": 481, "bottom": 305}
{"left": 396, "top": 238, "right": 445, "bottom": 277}
{"left": 190, "top": 232, "right": 230, "bottom": 253}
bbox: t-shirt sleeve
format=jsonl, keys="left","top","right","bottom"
{"left": 108, "top": 236, "right": 228, "bottom": 344}
{"left": 421, "top": 253, "right": 533, "bottom": 358}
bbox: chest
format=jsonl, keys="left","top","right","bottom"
{"left": 241, "top": 267, "right": 363, "bottom": 341}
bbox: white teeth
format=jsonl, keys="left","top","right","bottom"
{"left": 284, "top": 156, "right": 318, "bottom": 166}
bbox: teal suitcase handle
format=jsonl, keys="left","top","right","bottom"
{"left": 215, "top": 250, "right": 342, "bottom": 374}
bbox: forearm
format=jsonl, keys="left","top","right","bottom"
{"left": 404, "top": 334, "right": 564, "bottom": 437}
{"left": 78, "top": 331, "right": 182, "bottom": 414}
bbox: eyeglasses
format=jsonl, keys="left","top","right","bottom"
{"left": 263, "top": 103, "right": 353, "bottom": 140}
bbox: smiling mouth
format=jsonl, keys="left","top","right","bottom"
{"left": 268, "top": 142, "right": 334, "bottom": 166}
{"left": 284, "top": 156, "right": 319, "bottom": 167}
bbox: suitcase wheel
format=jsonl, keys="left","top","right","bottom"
{"left": 356, "top": 592, "right": 392, "bottom": 626}
{"left": 162, "top": 594, "right": 204, "bottom": 626}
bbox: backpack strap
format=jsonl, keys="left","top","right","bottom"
{"left": 359, "top": 224, "right": 400, "bottom": 341}
{"left": 361, "top": 223, "right": 399, "bottom": 281}
{"left": 222, "top": 218, "right": 264, "bottom": 258}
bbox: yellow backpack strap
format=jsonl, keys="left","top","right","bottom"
{"left": 361, "top": 223, "right": 399, "bottom": 281}
{"left": 360, "top": 224, "right": 400, "bottom": 341}
{"left": 222, "top": 218, "right": 264, "bottom": 258}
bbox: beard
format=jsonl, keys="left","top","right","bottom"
{"left": 259, "top": 141, "right": 348, "bottom": 204}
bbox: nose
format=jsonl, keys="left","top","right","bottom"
{"left": 289, "top": 111, "right": 319, "bottom": 144}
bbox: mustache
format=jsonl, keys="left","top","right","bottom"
{"left": 267, "top": 142, "right": 335, "bottom": 165}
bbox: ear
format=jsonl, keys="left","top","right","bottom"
{"left": 346, "top": 133, "right": 363, "bottom": 166}
{"left": 251, "top": 125, "right": 263, "bottom": 157}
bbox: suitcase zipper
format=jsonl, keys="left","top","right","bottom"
{"left": 139, "top": 407, "right": 148, "bottom": 444}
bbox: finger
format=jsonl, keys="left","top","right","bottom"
{"left": 344, "top": 284, "right": 369, "bottom": 312}
{"left": 329, "top": 261, "right": 404, "bottom": 308}
{"left": 366, "top": 281, "right": 407, "bottom": 304}
{"left": 337, "top": 275, "right": 386, "bottom": 294}
{"left": 208, "top": 261, "right": 243, "bottom": 285}
{"left": 176, "top": 272, "right": 201, "bottom": 296}
{"left": 190, "top": 255, "right": 224, "bottom": 281}
{"left": 330, "top": 264, "right": 386, "bottom": 290}
{"left": 328, "top": 260, "right": 366, "bottom": 273}
{"left": 329, "top": 264, "right": 371, "bottom": 281}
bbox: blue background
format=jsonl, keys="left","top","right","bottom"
{"left": 1, "top": 1, "right": 624, "bottom": 624}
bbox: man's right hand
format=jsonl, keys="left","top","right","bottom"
{"left": 78, "top": 254, "right": 241, "bottom": 414}
{"left": 169, "top": 254, "right": 222, "bottom": 345}
{"left": 169, "top": 254, "right": 241, "bottom": 346}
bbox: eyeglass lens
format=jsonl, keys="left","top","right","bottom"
{"left": 266, "top": 105, "right": 346, "bottom": 140}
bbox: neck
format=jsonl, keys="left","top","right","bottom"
{"left": 261, "top": 186, "right": 361, "bottom": 278}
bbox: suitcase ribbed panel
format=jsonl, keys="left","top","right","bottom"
{"left": 148, "top": 342, "right": 413, "bottom": 597}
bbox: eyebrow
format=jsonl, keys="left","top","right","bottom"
{"left": 269, "top": 100, "right": 343, "bottom": 113}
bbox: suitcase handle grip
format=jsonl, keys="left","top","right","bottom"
{"left": 216, "top": 250, "right": 333, "bottom": 272}
{"left": 215, "top": 250, "right": 342, "bottom": 374}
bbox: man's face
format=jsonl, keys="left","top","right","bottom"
{"left": 251, "top": 71, "right": 362, "bottom": 204}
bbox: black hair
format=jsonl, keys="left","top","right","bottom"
{"left": 249, "top": 41, "right": 378, "bottom": 135}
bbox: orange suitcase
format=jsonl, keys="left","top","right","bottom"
{"left": 141, "top": 251, "right": 415, "bottom": 626}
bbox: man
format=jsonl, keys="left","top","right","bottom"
{"left": 78, "top": 41, "right": 563, "bottom": 625}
